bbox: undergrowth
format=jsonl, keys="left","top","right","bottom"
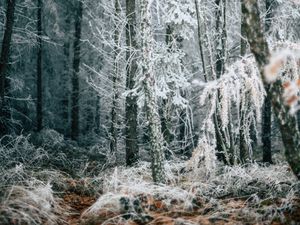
{"left": 0, "top": 133, "right": 299, "bottom": 225}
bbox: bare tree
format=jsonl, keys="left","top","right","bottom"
{"left": 71, "top": 0, "right": 83, "bottom": 140}
{"left": 36, "top": 0, "right": 43, "bottom": 131}
{"left": 125, "top": 0, "right": 139, "bottom": 165}
{"left": 60, "top": 7, "right": 72, "bottom": 136}
{"left": 262, "top": 0, "right": 275, "bottom": 164}
{"left": 194, "top": 0, "right": 207, "bottom": 81}
{"left": 0, "top": 0, "right": 16, "bottom": 136}
{"left": 110, "top": 0, "right": 121, "bottom": 154}
{"left": 240, "top": 0, "right": 254, "bottom": 163}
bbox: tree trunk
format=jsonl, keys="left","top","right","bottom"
{"left": 125, "top": 0, "right": 139, "bottom": 166}
{"left": 214, "top": 0, "right": 234, "bottom": 165}
{"left": 242, "top": 0, "right": 300, "bottom": 179}
{"left": 141, "top": 0, "right": 166, "bottom": 183}
{"left": 239, "top": 0, "right": 255, "bottom": 163}
{"left": 194, "top": 0, "right": 207, "bottom": 81}
{"left": 36, "top": 0, "right": 43, "bottom": 131}
{"left": 61, "top": 12, "right": 71, "bottom": 136}
{"left": 160, "top": 25, "right": 175, "bottom": 159}
{"left": 110, "top": 0, "right": 121, "bottom": 154}
{"left": 240, "top": 0, "right": 247, "bottom": 57}
{"left": 71, "top": 0, "right": 83, "bottom": 140}
{"left": 95, "top": 96, "right": 101, "bottom": 135}
{"left": 215, "top": 0, "right": 226, "bottom": 79}
{"left": 0, "top": 0, "right": 16, "bottom": 136}
{"left": 261, "top": 0, "right": 275, "bottom": 164}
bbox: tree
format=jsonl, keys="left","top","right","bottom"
{"left": 110, "top": 0, "right": 121, "bottom": 154}
{"left": 194, "top": 0, "right": 207, "bottom": 81}
{"left": 125, "top": 0, "right": 139, "bottom": 166}
{"left": 141, "top": 0, "right": 165, "bottom": 183}
{"left": 242, "top": 0, "right": 300, "bottom": 179}
{"left": 71, "top": 0, "right": 83, "bottom": 140}
{"left": 240, "top": 0, "right": 256, "bottom": 163}
{"left": 36, "top": 0, "right": 43, "bottom": 131}
{"left": 160, "top": 25, "right": 175, "bottom": 159}
{"left": 60, "top": 4, "right": 72, "bottom": 136}
{"left": 262, "top": 0, "right": 275, "bottom": 164}
{"left": 213, "top": 0, "right": 236, "bottom": 165}
{"left": 0, "top": 0, "right": 16, "bottom": 136}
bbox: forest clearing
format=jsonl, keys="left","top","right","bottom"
{"left": 1, "top": 0, "right": 300, "bottom": 224}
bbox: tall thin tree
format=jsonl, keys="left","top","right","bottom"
{"left": 214, "top": 0, "right": 235, "bottom": 165}
{"left": 110, "top": 0, "right": 121, "bottom": 153}
{"left": 71, "top": 0, "right": 83, "bottom": 140}
{"left": 194, "top": 0, "right": 207, "bottom": 81}
{"left": 125, "top": 0, "right": 139, "bottom": 165}
{"left": 61, "top": 7, "right": 71, "bottom": 136}
{"left": 141, "top": 0, "right": 166, "bottom": 183}
{"left": 262, "top": 0, "right": 275, "bottom": 164}
{"left": 0, "top": 0, "right": 16, "bottom": 136}
{"left": 239, "top": 0, "right": 253, "bottom": 163}
{"left": 36, "top": 0, "right": 43, "bottom": 131}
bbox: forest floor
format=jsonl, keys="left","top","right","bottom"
{"left": 1, "top": 131, "right": 300, "bottom": 225}
{"left": 60, "top": 177, "right": 300, "bottom": 225}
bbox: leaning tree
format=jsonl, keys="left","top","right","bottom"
{"left": 242, "top": 0, "right": 300, "bottom": 179}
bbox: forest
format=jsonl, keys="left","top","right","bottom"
{"left": 0, "top": 0, "right": 300, "bottom": 224}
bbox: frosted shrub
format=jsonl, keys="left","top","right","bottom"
{"left": 191, "top": 163, "right": 296, "bottom": 199}
{"left": 31, "top": 129, "right": 64, "bottom": 148}
{"left": 187, "top": 137, "right": 217, "bottom": 180}
{"left": 0, "top": 135, "right": 49, "bottom": 170}
{"left": 192, "top": 57, "right": 265, "bottom": 165}
{"left": 82, "top": 161, "right": 195, "bottom": 222}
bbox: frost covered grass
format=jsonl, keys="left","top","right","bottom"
{"left": 0, "top": 182, "right": 65, "bottom": 225}
{"left": 0, "top": 134, "right": 299, "bottom": 225}
{"left": 0, "top": 135, "right": 67, "bottom": 225}
{"left": 81, "top": 160, "right": 300, "bottom": 224}
{"left": 191, "top": 163, "right": 297, "bottom": 199}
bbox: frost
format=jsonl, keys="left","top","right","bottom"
{"left": 163, "top": 0, "right": 197, "bottom": 40}
{"left": 193, "top": 57, "right": 265, "bottom": 163}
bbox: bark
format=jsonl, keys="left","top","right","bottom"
{"left": 0, "top": 0, "right": 16, "bottom": 135}
{"left": 61, "top": 12, "right": 71, "bottom": 135}
{"left": 242, "top": 0, "right": 300, "bottom": 179}
{"left": 110, "top": 0, "right": 121, "bottom": 153}
{"left": 141, "top": 0, "right": 165, "bottom": 183}
{"left": 71, "top": 0, "right": 83, "bottom": 140}
{"left": 240, "top": 0, "right": 247, "bottom": 56}
{"left": 160, "top": 25, "right": 175, "bottom": 159}
{"left": 262, "top": 0, "right": 275, "bottom": 164}
{"left": 194, "top": 0, "right": 207, "bottom": 81}
{"left": 95, "top": 96, "right": 101, "bottom": 135}
{"left": 214, "top": 0, "right": 234, "bottom": 165}
{"left": 215, "top": 0, "right": 226, "bottom": 79}
{"left": 36, "top": 0, "right": 43, "bottom": 131}
{"left": 239, "top": 0, "right": 255, "bottom": 163}
{"left": 262, "top": 84, "right": 272, "bottom": 163}
{"left": 125, "top": 0, "right": 139, "bottom": 165}
{"left": 178, "top": 109, "right": 188, "bottom": 155}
